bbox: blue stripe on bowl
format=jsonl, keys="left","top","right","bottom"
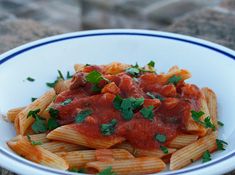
{"left": 0, "top": 31, "right": 235, "bottom": 175}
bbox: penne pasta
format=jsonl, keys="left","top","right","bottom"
{"left": 170, "top": 132, "right": 217, "bottom": 170}
{"left": 201, "top": 87, "right": 218, "bottom": 128}
{"left": 16, "top": 89, "right": 55, "bottom": 135}
{"left": 47, "top": 124, "right": 125, "bottom": 149}
{"left": 54, "top": 79, "right": 71, "bottom": 94}
{"left": 25, "top": 133, "right": 49, "bottom": 143}
{"left": 56, "top": 149, "right": 134, "bottom": 168}
{"left": 114, "top": 142, "right": 175, "bottom": 158}
{"left": 168, "top": 134, "right": 199, "bottom": 149}
{"left": 7, "top": 107, "right": 25, "bottom": 122}
{"left": 7, "top": 135, "right": 68, "bottom": 170}
{"left": 86, "top": 157, "right": 166, "bottom": 175}
{"left": 41, "top": 141, "right": 87, "bottom": 153}
{"left": 103, "top": 62, "right": 130, "bottom": 75}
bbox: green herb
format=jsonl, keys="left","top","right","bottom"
{"left": 168, "top": 75, "right": 182, "bottom": 85}
{"left": 133, "top": 77, "right": 139, "bottom": 83}
{"left": 216, "top": 139, "right": 228, "bottom": 150}
{"left": 46, "top": 79, "right": 58, "bottom": 88}
{"left": 48, "top": 117, "right": 59, "bottom": 130}
{"left": 155, "top": 95, "right": 165, "bottom": 101}
{"left": 217, "top": 121, "right": 224, "bottom": 127}
{"left": 140, "top": 106, "right": 154, "bottom": 120}
{"left": 26, "top": 135, "right": 42, "bottom": 145}
{"left": 113, "top": 95, "right": 123, "bottom": 110}
{"left": 57, "top": 70, "right": 65, "bottom": 80}
{"left": 91, "top": 84, "right": 102, "bottom": 93}
{"left": 27, "top": 109, "right": 41, "bottom": 118}
{"left": 147, "top": 60, "right": 155, "bottom": 68}
{"left": 160, "top": 145, "right": 168, "bottom": 154}
{"left": 155, "top": 134, "right": 167, "bottom": 143}
{"left": 66, "top": 71, "right": 73, "bottom": 79}
{"left": 191, "top": 111, "right": 216, "bottom": 130}
{"left": 191, "top": 110, "right": 205, "bottom": 125}
{"left": 113, "top": 96, "right": 144, "bottom": 121}
{"left": 100, "top": 119, "right": 117, "bottom": 136}
{"left": 146, "top": 92, "right": 156, "bottom": 99}
{"left": 61, "top": 98, "right": 73, "bottom": 106}
{"left": 202, "top": 150, "right": 211, "bottom": 163}
{"left": 98, "top": 166, "right": 116, "bottom": 175}
{"left": 69, "top": 167, "right": 85, "bottom": 173}
{"left": 31, "top": 97, "right": 37, "bottom": 102}
{"left": 75, "top": 109, "right": 93, "bottom": 123}
{"left": 85, "top": 64, "right": 91, "bottom": 67}
{"left": 48, "top": 107, "right": 59, "bottom": 118}
{"left": 126, "top": 67, "right": 140, "bottom": 77}
{"left": 27, "top": 77, "right": 35, "bottom": 82}
{"left": 204, "top": 117, "right": 216, "bottom": 131}
{"left": 85, "top": 70, "right": 104, "bottom": 84}
{"left": 32, "top": 116, "right": 47, "bottom": 133}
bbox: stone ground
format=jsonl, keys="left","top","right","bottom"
{"left": 0, "top": 0, "right": 235, "bottom": 174}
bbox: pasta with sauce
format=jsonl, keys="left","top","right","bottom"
{"left": 7, "top": 61, "right": 227, "bottom": 174}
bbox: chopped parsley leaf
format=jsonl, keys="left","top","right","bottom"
{"left": 140, "top": 106, "right": 154, "bottom": 120}
{"left": 48, "top": 107, "right": 59, "bottom": 118}
{"left": 31, "top": 97, "right": 37, "bottom": 102}
{"left": 147, "top": 60, "right": 155, "bottom": 68}
{"left": 126, "top": 67, "right": 140, "bottom": 77}
{"left": 61, "top": 98, "right": 73, "bottom": 106}
{"left": 113, "top": 95, "right": 123, "bottom": 110}
{"left": 217, "top": 121, "right": 224, "bottom": 127}
{"left": 66, "top": 71, "right": 73, "bottom": 79}
{"left": 91, "top": 84, "right": 102, "bottom": 93}
{"left": 85, "top": 70, "right": 104, "bottom": 84}
{"left": 57, "top": 70, "right": 65, "bottom": 80}
{"left": 204, "top": 117, "right": 216, "bottom": 131}
{"left": 27, "top": 77, "right": 35, "bottom": 82}
{"left": 27, "top": 109, "right": 41, "bottom": 118}
{"left": 146, "top": 92, "right": 156, "bottom": 99}
{"left": 202, "top": 150, "right": 211, "bottom": 163}
{"left": 100, "top": 119, "right": 117, "bottom": 136}
{"left": 168, "top": 75, "right": 182, "bottom": 85}
{"left": 155, "top": 134, "right": 167, "bottom": 143}
{"left": 69, "top": 168, "right": 85, "bottom": 173}
{"left": 26, "top": 135, "right": 42, "bottom": 145}
{"left": 160, "top": 145, "right": 168, "bottom": 154}
{"left": 146, "top": 92, "right": 164, "bottom": 101}
{"left": 32, "top": 116, "right": 47, "bottom": 133}
{"left": 48, "top": 117, "right": 59, "bottom": 130}
{"left": 191, "top": 110, "right": 205, "bottom": 125}
{"left": 46, "top": 79, "right": 58, "bottom": 88}
{"left": 216, "top": 139, "right": 228, "bottom": 150}
{"left": 98, "top": 166, "right": 116, "bottom": 175}
{"left": 75, "top": 109, "right": 93, "bottom": 123}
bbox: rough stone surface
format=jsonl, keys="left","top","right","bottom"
{"left": 167, "top": 9, "right": 235, "bottom": 49}
{"left": 220, "top": 0, "right": 235, "bottom": 10}
{"left": 0, "top": 19, "right": 63, "bottom": 54}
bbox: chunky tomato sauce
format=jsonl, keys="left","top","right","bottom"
{"left": 52, "top": 65, "right": 202, "bottom": 150}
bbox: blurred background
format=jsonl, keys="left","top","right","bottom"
{"left": 0, "top": 0, "right": 235, "bottom": 54}
{"left": 0, "top": 0, "right": 235, "bottom": 174}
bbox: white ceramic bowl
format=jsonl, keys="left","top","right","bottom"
{"left": 0, "top": 29, "right": 235, "bottom": 175}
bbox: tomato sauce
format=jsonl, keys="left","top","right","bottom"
{"left": 52, "top": 65, "right": 202, "bottom": 150}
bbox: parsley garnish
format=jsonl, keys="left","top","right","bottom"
{"left": 126, "top": 67, "right": 140, "bottom": 77}
{"left": 91, "top": 84, "right": 102, "bottom": 93}
{"left": 57, "top": 70, "right": 64, "bottom": 80}
{"left": 202, "top": 150, "right": 211, "bottom": 163}
{"left": 61, "top": 98, "right": 73, "bottom": 106}
{"left": 191, "top": 111, "right": 216, "bottom": 130}
{"left": 27, "top": 77, "right": 35, "bottom": 82}
{"left": 160, "top": 145, "right": 168, "bottom": 154}
{"left": 31, "top": 97, "right": 37, "bottom": 102}
{"left": 100, "top": 119, "right": 117, "bottom": 136}
{"left": 168, "top": 75, "right": 182, "bottom": 85}
{"left": 27, "top": 109, "right": 47, "bottom": 133}
{"left": 147, "top": 60, "right": 155, "bottom": 68}
{"left": 140, "top": 106, "right": 154, "bottom": 120}
{"left": 47, "top": 107, "right": 59, "bottom": 130}
{"left": 216, "top": 139, "right": 228, "bottom": 150}
{"left": 46, "top": 80, "right": 58, "bottom": 88}
{"left": 204, "top": 117, "right": 216, "bottom": 131}
{"left": 113, "top": 96, "right": 144, "bottom": 120}
{"left": 75, "top": 109, "right": 92, "bottom": 123}
{"left": 155, "top": 134, "right": 167, "bottom": 143}
{"left": 146, "top": 92, "right": 164, "bottom": 101}
{"left": 98, "top": 166, "right": 116, "bottom": 175}
{"left": 85, "top": 70, "right": 106, "bottom": 84}
{"left": 26, "top": 135, "right": 42, "bottom": 145}
{"left": 66, "top": 71, "right": 73, "bottom": 79}
{"left": 69, "top": 168, "right": 85, "bottom": 173}
{"left": 217, "top": 121, "right": 224, "bottom": 127}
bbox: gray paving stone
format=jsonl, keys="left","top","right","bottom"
{"left": 167, "top": 9, "right": 235, "bottom": 49}
{"left": 220, "top": 0, "right": 235, "bottom": 10}
{"left": 0, "top": 19, "right": 63, "bottom": 54}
